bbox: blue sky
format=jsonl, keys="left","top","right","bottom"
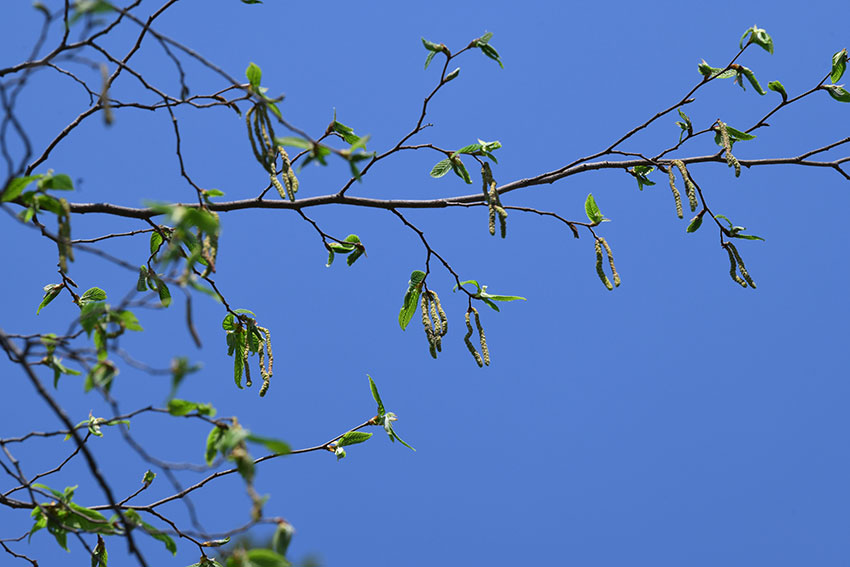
{"left": 1, "top": 1, "right": 848, "bottom": 566}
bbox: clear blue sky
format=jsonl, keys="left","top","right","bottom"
{"left": 1, "top": 1, "right": 848, "bottom": 566}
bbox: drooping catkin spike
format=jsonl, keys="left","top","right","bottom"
{"left": 257, "top": 326, "right": 272, "bottom": 397}
{"left": 667, "top": 166, "right": 684, "bottom": 219}
{"left": 242, "top": 329, "right": 252, "bottom": 387}
{"left": 472, "top": 307, "right": 490, "bottom": 366}
{"left": 724, "top": 245, "right": 747, "bottom": 287}
{"left": 432, "top": 291, "right": 448, "bottom": 337}
{"left": 57, "top": 198, "right": 73, "bottom": 272}
{"left": 481, "top": 162, "right": 494, "bottom": 199}
{"left": 278, "top": 147, "right": 298, "bottom": 197}
{"left": 488, "top": 183, "right": 497, "bottom": 236}
{"left": 246, "top": 107, "right": 265, "bottom": 165}
{"left": 595, "top": 239, "right": 613, "bottom": 290}
{"left": 428, "top": 292, "right": 442, "bottom": 351}
{"left": 599, "top": 237, "right": 620, "bottom": 287}
{"left": 421, "top": 293, "right": 437, "bottom": 359}
{"left": 495, "top": 205, "right": 508, "bottom": 239}
{"left": 270, "top": 168, "right": 288, "bottom": 200}
{"left": 717, "top": 121, "right": 741, "bottom": 177}
{"left": 464, "top": 308, "right": 484, "bottom": 367}
{"left": 727, "top": 242, "right": 756, "bottom": 289}
{"left": 252, "top": 109, "right": 269, "bottom": 168}
{"left": 672, "top": 159, "right": 698, "bottom": 212}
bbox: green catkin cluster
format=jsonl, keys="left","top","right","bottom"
{"left": 671, "top": 159, "right": 698, "bottom": 212}
{"left": 594, "top": 239, "right": 614, "bottom": 290}
{"left": 599, "top": 237, "right": 621, "bottom": 287}
{"left": 420, "top": 291, "right": 447, "bottom": 358}
{"left": 57, "top": 198, "right": 73, "bottom": 272}
{"left": 464, "top": 307, "right": 490, "bottom": 367}
{"left": 717, "top": 121, "right": 741, "bottom": 177}
{"left": 725, "top": 242, "right": 756, "bottom": 288}
{"left": 246, "top": 104, "right": 299, "bottom": 201}
{"left": 481, "top": 163, "right": 507, "bottom": 238}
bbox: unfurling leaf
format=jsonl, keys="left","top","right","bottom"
{"left": 822, "top": 84, "right": 850, "bottom": 103}
{"left": 584, "top": 193, "right": 604, "bottom": 224}
{"left": 768, "top": 80, "right": 788, "bottom": 102}
{"left": 831, "top": 48, "right": 848, "bottom": 83}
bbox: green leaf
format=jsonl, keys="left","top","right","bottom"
{"left": 368, "top": 375, "right": 385, "bottom": 416}
{"left": 201, "top": 537, "right": 232, "bottom": 549}
{"left": 398, "top": 270, "right": 426, "bottom": 330}
{"left": 115, "top": 309, "right": 143, "bottom": 331}
{"left": 273, "top": 136, "right": 312, "bottom": 150}
{"left": 243, "top": 549, "right": 291, "bottom": 567}
{"left": 241, "top": 0, "right": 263, "bottom": 4}
{"left": 421, "top": 37, "right": 443, "bottom": 52}
{"left": 483, "top": 294, "right": 526, "bottom": 302}
{"left": 92, "top": 535, "right": 107, "bottom": 567}
{"left": 768, "top": 80, "right": 788, "bottom": 102}
{"left": 686, "top": 213, "right": 703, "bottom": 233}
{"left": 451, "top": 159, "right": 472, "bottom": 184}
{"left": 37, "top": 284, "right": 62, "bottom": 315}
{"left": 136, "top": 266, "right": 149, "bottom": 292}
{"left": 698, "top": 60, "right": 736, "bottom": 79}
{"left": 246, "top": 62, "right": 262, "bottom": 90}
{"left": 271, "top": 521, "right": 294, "bottom": 558}
{"left": 740, "top": 25, "right": 773, "bottom": 54}
{"left": 205, "top": 189, "right": 225, "bottom": 198}
{"left": 124, "top": 510, "right": 176, "bottom": 555}
{"left": 143, "top": 470, "right": 156, "bottom": 485}
{"left": 149, "top": 231, "right": 164, "bottom": 256}
{"left": 476, "top": 32, "right": 494, "bottom": 45}
{"left": 430, "top": 158, "right": 452, "bottom": 178}
{"left": 167, "top": 399, "right": 216, "bottom": 417}
{"left": 831, "top": 48, "right": 848, "bottom": 83}
{"left": 156, "top": 278, "right": 171, "bottom": 307}
{"left": 444, "top": 67, "right": 460, "bottom": 82}
{"left": 424, "top": 51, "right": 436, "bottom": 70}
{"left": 478, "top": 42, "right": 503, "bottom": 68}
{"left": 39, "top": 173, "right": 74, "bottom": 191}
{"left": 584, "top": 193, "right": 604, "bottom": 224}
{"left": 326, "top": 248, "right": 334, "bottom": 267}
{"left": 732, "top": 233, "right": 766, "bottom": 241}
{"left": 823, "top": 84, "right": 850, "bottom": 102}
{"left": 337, "top": 431, "right": 372, "bottom": 447}
{"left": 346, "top": 248, "right": 364, "bottom": 266}
{"left": 713, "top": 125, "right": 756, "bottom": 147}
{"left": 246, "top": 434, "right": 291, "bottom": 455}
{"left": 79, "top": 287, "right": 107, "bottom": 306}
{"left": 1, "top": 175, "right": 39, "bottom": 202}
{"left": 740, "top": 66, "right": 766, "bottom": 95}
{"left": 205, "top": 426, "right": 225, "bottom": 465}
{"left": 331, "top": 121, "right": 360, "bottom": 145}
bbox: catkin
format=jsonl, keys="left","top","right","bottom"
{"left": 421, "top": 294, "right": 437, "bottom": 358}
{"left": 599, "top": 237, "right": 620, "bottom": 287}
{"left": 595, "top": 239, "right": 613, "bottom": 290}
{"left": 672, "top": 160, "right": 698, "bottom": 212}
{"left": 472, "top": 307, "right": 490, "bottom": 366}
{"left": 464, "top": 308, "right": 484, "bottom": 367}
{"left": 246, "top": 107, "right": 265, "bottom": 165}
{"left": 724, "top": 245, "right": 747, "bottom": 287}
{"left": 242, "top": 329, "right": 252, "bottom": 387}
{"left": 432, "top": 291, "right": 448, "bottom": 337}
{"left": 727, "top": 242, "right": 756, "bottom": 288}
{"left": 717, "top": 121, "right": 741, "bottom": 177}
{"left": 667, "top": 166, "right": 684, "bottom": 219}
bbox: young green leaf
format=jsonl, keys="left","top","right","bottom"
{"left": 201, "top": 537, "right": 231, "bottom": 548}
{"left": 451, "top": 159, "right": 472, "bottom": 184}
{"left": 740, "top": 25, "right": 773, "bottom": 54}
{"left": 79, "top": 287, "right": 107, "bottom": 307}
{"left": 430, "top": 158, "right": 452, "bottom": 178}
{"left": 822, "top": 84, "right": 850, "bottom": 102}
{"left": 686, "top": 213, "right": 704, "bottom": 233}
{"left": 337, "top": 431, "right": 373, "bottom": 447}
{"left": 246, "top": 434, "right": 291, "bottom": 455}
{"left": 444, "top": 67, "right": 460, "bottom": 82}
{"left": 399, "top": 270, "right": 426, "bottom": 330}
{"left": 368, "top": 375, "right": 385, "bottom": 416}
{"left": 831, "top": 48, "right": 847, "bottom": 83}
{"left": 768, "top": 80, "right": 788, "bottom": 102}
{"left": 204, "top": 427, "right": 225, "bottom": 465}
{"left": 167, "top": 399, "right": 216, "bottom": 417}
{"left": 1, "top": 175, "right": 40, "bottom": 202}
{"left": 36, "top": 284, "right": 62, "bottom": 315}
{"left": 740, "top": 67, "right": 766, "bottom": 95}
{"left": 246, "top": 62, "right": 262, "bottom": 90}
{"left": 584, "top": 193, "right": 604, "bottom": 224}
